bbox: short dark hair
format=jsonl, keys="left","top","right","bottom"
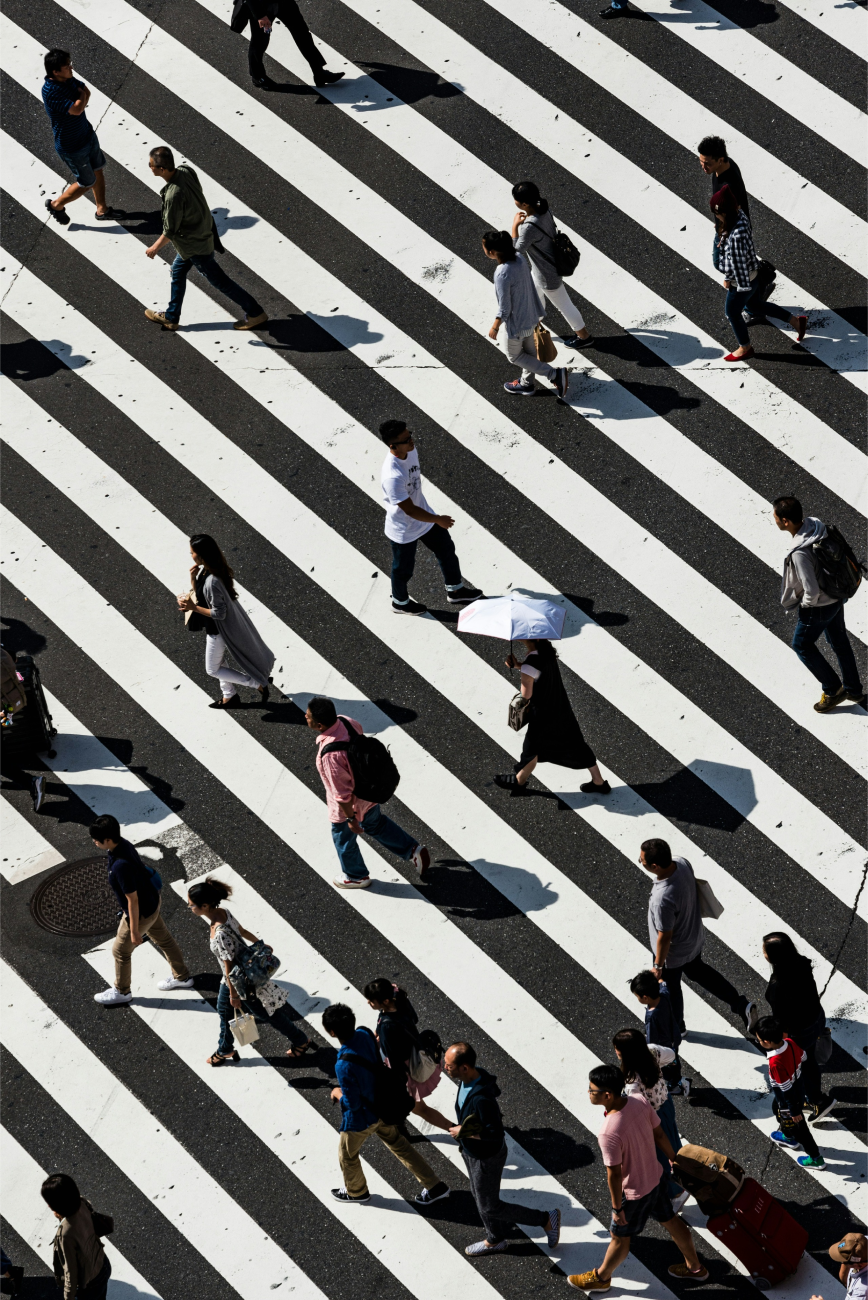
{"left": 44, "top": 49, "right": 71, "bottom": 76}
{"left": 698, "top": 135, "right": 726, "bottom": 160}
{"left": 753, "top": 1015, "right": 783, "bottom": 1044}
{"left": 149, "top": 145, "right": 175, "bottom": 171}
{"left": 89, "top": 814, "right": 121, "bottom": 843}
{"left": 41, "top": 1173, "right": 81, "bottom": 1218}
{"left": 640, "top": 838, "right": 671, "bottom": 869}
{"left": 629, "top": 970, "right": 661, "bottom": 999}
{"left": 772, "top": 495, "right": 803, "bottom": 526}
{"left": 307, "top": 697, "right": 337, "bottom": 727}
{"left": 447, "top": 1041, "right": 477, "bottom": 1069}
{"left": 589, "top": 1063, "right": 624, "bottom": 1096}
{"left": 378, "top": 419, "right": 408, "bottom": 446}
{"left": 322, "top": 1002, "right": 355, "bottom": 1039}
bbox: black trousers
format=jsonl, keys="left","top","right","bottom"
{"left": 664, "top": 949, "right": 745, "bottom": 1032}
{"left": 247, "top": 1, "right": 325, "bottom": 79}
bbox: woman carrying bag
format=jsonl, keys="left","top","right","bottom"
{"left": 711, "top": 184, "right": 807, "bottom": 362}
{"left": 511, "top": 180, "right": 594, "bottom": 351}
{"left": 187, "top": 877, "right": 314, "bottom": 1065}
{"left": 177, "top": 533, "right": 274, "bottom": 710}
{"left": 493, "top": 638, "right": 609, "bottom": 797}
{"left": 763, "top": 932, "right": 835, "bottom": 1122}
{"left": 613, "top": 1028, "right": 686, "bottom": 1208}
{"left": 482, "top": 230, "right": 570, "bottom": 401}
{"left": 364, "top": 977, "right": 443, "bottom": 1122}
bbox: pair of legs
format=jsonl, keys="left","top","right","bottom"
{"left": 531, "top": 266, "right": 591, "bottom": 341}
{"left": 214, "top": 980, "right": 310, "bottom": 1058}
{"left": 247, "top": 0, "right": 325, "bottom": 81}
{"left": 390, "top": 527, "right": 462, "bottom": 605}
{"left": 112, "top": 905, "right": 190, "bottom": 995}
{"left": 49, "top": 136, "right": 111, "bottom": 216}
{"left": 723, "top": 285, "right": 805, "bottom": 356}
{"left": 339, "top": 1119, "right": 440, "bottom": 1198}
{"left": 331, "top": 803, "right": 418, "bottom": 882}
{"left": 463, "top": 1142, "right": 551, "bottom": 1245}
{"left": 167, "top": 254, "right": 264, "bottom": 328}
{"left": 595, "top": 1175, "right": 702, "bottom": 1284}
{"left": 655, "top": 1095, "right": 684, "bottom": 1199}
{"left": 79, "top": 1257, "right": 112, "bottom": 1300}
{"left": 791, "top": 602, "right": 863, "bottom": 699}
{"left": 773, "top": 1092, "right": 821, "bottom": 1161}
{"left": 501, "top": 331, "right": 559, "bottom": 387}
{"left": 663, "top": 949, "right": 748, "bottom": 1034}
{"left": 205, "top": 632, "right": 268, "bottom": 703}
{"left": 514, "top": 753, "right": 605, "bottom": 788}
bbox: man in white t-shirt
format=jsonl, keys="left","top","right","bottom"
{"left": 379, "top": 419, "right": 482, "bottom": 614}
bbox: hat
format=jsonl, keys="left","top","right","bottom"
{"left": 710, "top": 183, "right": 738, "bottom": 216}
{"left": 830, "top": 1233, "right": 867, "bottom": 1264}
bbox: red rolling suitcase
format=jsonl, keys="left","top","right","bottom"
{"left": 707, "top": 1177, "right": 807, "bottom": 1289}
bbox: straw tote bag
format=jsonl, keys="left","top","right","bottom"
{"left": 534, "top": 323, "right": 558, "bottom": 363}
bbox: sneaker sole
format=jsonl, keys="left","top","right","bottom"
{"left": 446, "top": 595, "right": 482, "bottom": 604}
{"left": 334, "top": 879, "right": 372, "bottom": 889}
{"left": 392, "top": 606, "right": 427, "bottom": 615}
{"left": 810, "top": 1101, "right": 837, "bottom": 1122}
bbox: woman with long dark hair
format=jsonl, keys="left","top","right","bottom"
{"left": 364, "top": 977, "right": 443, "bottom": 1123}
{"left": 187, "top": 877, "right": 314, "bottom": 1065}
{"left": 711, "top": 184, "right": 807, "bottom": 363}
{"left": 482, "top": 230, "right": 570, "bottom": 401}
{"left": 493, "top": 639, "right": 609, "bottom": 796}
{"left": 177, "top": 533, "right": 274, "bottom": 709}
{"left": 763, "top": 932, "right": 834, "bottom": 1121}
{"left": 612, "top": 1028, "right": 686, "bottom": 1206}
{"left": 511, "top": 180, "right": 594, "bottom": 351}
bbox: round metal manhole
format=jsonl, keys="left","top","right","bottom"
{"left": 30, "top": 856, "right": 118, "bottom": 937}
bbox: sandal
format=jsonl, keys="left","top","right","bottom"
{"left": 286, "top": 1040, "right": 315, "bottom": 1057}
{"left": 207, "top": 1050, "right": 239, "bottom": 1066}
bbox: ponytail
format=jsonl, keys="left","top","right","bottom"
{"left": 511, "top": 180, "right": 548, "bottom": 214}
{"left": 188, "top": 876, "right": 232, "bottom": 908}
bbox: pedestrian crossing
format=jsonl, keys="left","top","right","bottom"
{"left": 1, "top": 0, "right": 865, "bottom": 1293}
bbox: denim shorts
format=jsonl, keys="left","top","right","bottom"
{"left": 56, "top": 134, "right": 106, "bottom": 187}
{"left": 610, "top": 1174, "right": 674, "bottom": 1238}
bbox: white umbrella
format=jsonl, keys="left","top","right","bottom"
{"left": 456, "top": 592, "right": 566, "bottom": 642}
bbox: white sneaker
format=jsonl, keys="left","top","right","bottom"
{"left": 333, "top": 876, "right": 372, "bottom": 889}
{"left": 671, "top": 1189, "right": 690, "bottom": 1213}
{"left": 157, "top": 977, "right": 195, "bottom": 991}
{"left": 94, "top": 987, "right": 133, "bottom": 1006}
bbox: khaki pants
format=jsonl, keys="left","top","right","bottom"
{"left": 339, "top": 1120, "right": 438, "bottom": 1198}
{"left": 113, "top": 904, "right": 190, "bottom": 995}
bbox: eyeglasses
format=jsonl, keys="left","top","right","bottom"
{"left": 389, "top": 434, "right": 413, "bottom": 448}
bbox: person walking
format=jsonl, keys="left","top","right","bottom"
{"left": 567, "top": 1065, "right": 708, "bottom": 1292}
{"left": 323, "top": 1002, "right": 450, "bottom": 1206}
{"left": 89, "top": 814, "right": 193, "bottom": 1007}
{"left": 810, "top": 1233, "right": 868, "bottom": 1300}
{"left": 754, "top": 1016, "right": 826, "bottom": 1169}
{"left": 698, "top": 136, "right": 751, "bottom": 271}
{"left": 482, "top": 230, "right": 570, "bottom": 400}
{"left": 711, "top": 185, "right": 807, "bottom": 362}
{"left": 612, "top": 1028, "right": 686, "bottom": 1209}
{"left": 186, "top": 876, "right": 313, "bottom": 1065}
{"left": 774, "top": 495, "right": 865, "bottom": 712}
{"left": 493, "top": 639, "right": 609, "bottom": 797}
{"left": 629, "top": 969, "right": 689, "bottom": 1096}
{"left": 42, "top": 50, "right": 119, "bottom": 227}
{"left": 511, "top": 181, "right": 594, "bottom": 351}
{"left": 41, "top": 1174, "right": 111, "bottom": 1300}
{"left": 305, "top": 697, "right": 430, "bottom": 888}
{"left": 364, "top": 978, "right": 442, "bottom": 1119}
{"left": 379, "top": 420, "right": 482, "bottom": 616}
{"left": 424, "top": 1041, "right": 561, "bottom": 1257}
{"left": 640, "top": 838, "right": 757, "bottom": 1036}
{"left": 763, "top": 932, "right": 835, "bottom": 1122}
{"left": 178, "top": 533, "right": 274, "bottom": 709}
{"left": 230, "top": 0, "right": 344, "bottom": 90}
{"left": 143, "top": 147, "right": 267, "bottom": 332}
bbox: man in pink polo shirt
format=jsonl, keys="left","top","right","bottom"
{"left": 567, "top": 1064, "right": 708, "bottom": 1293}
{"left": 306, "top": 696, "right": 430, "bottom": 890}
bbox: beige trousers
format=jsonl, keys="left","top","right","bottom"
{"left": 113, "top": 904, "right": 190, "bottom": 995}
{"left": 339, "top": 1120, "right": 438, "bottom": 1198}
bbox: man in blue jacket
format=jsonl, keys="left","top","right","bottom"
{"left": 427, "top": 1041, "right": 561, "bottom": 1257}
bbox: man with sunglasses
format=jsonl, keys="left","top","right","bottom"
{"left": 379, "top": 420, "right": 482, "bottom": 615}
{"left": 811, "top": 1233, "right": 867, "bottom": 1300}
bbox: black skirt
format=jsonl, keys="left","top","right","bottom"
{"left": 518, "top": 652, "right": 596, "bottom": 769}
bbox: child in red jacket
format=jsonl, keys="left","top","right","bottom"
{"left": 755, "top": 1016, "right": 825, "bottom": 1169}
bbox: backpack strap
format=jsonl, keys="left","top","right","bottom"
{"left": 320, "top": 716, "right": 353, "bottom": 757}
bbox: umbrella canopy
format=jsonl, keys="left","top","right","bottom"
{"left": 457, "top": 593, "right": 566, "bottom": 641}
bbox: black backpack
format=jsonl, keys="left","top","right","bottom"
{"left": 552, "top": 227, "right": 580, "bottom": 278}
{"left": 321, "top": 716, "right": 400, "bottom": 805}
{"left": 812, "top": 525, "right": 866, "bottom": 603}
{"left": 344, "top": 1028, "right": 415, "bottom": 1124}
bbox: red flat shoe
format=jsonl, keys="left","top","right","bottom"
{"left": 795, "top": 314, "right": 808, "bottom": 342}
{"left": 724, "top": 347, "right": 754, "bottom": 362}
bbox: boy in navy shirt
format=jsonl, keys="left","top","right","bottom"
{"left": 631, "top": 970, "right": 690, "bottom": 1096}
{"left": 42, "top": 48, "right": 117, "bottom": 225}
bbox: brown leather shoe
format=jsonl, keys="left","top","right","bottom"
{"left": 234, "top": 311, "right": 268, "bottom": 330}
{"left": 144, "top": 309, "right": 178, "bottom": 331}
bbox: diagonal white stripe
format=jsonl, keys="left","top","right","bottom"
{"left": 0, "top": 798, "right": 64, "bottom": 884}
{"left": 751, "top": 0, "right": 868, "bottom": 61}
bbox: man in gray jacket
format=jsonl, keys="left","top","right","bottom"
{"left": 774, "top": 495, "right": 865, "bottom": 713}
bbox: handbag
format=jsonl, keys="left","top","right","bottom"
{"left": 754, "top": 257, "right": 776, "bottom": 289}
{"left": 696, "top": 877, "right": 724, "bottom": 920}
{"left": 230, "top": 1010, "right": 260, "bottom": 1047}
{"left": 534, "top": 323, "right": 558, "bottom": 364}
{"left": 508, "top": 691, "right": 532, "bottom": 731}
{"left": 230, "top": 936, "right": 281, "bottom": 989}
{"left": 89, "top": 1205, "right": 114, "bottom": 1237}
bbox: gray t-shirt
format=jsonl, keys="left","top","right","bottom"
{"left": 647, "top": 857, "right": 704, "bottom": 967}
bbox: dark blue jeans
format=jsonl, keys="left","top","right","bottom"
{"left": 390, "top": 526, "right": 462, "bottom": 603}
{"left": 331, "top": 803, "right": 416, "bottom": 881}
{"left": 167, "top": 252, "right": 263, "bottom": 325}
{"left": 654, "top": 1095, "right": 683, "bottom": 1198}
{"left": 216, "top": 979, "right": 308, "bottom": 1056}
{"left": 792, "top": 602, "right": 862, "bottom": 695}
{"left": 724, "top": 286, "right": 793, "bottom": 346}
{"left": 79, "top": 1256, "right": 111, "bottom": 1299}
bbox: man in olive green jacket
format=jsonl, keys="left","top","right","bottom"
{"left": 143, "top": 145, "right": 267, "bottom": 332}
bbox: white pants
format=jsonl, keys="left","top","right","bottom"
{"left": 531, "top": 266, "right": 586, "bottom": 334}
{"left": 205, "top": 633, "right": 260, "bottom": 697}
{"left": 502, "top": 331, "right": 558, "bottom": 386}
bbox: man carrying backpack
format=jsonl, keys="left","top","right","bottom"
{"left": 306, "top": 697, "right": 430, "bottom": 889}
{"left": 323, "top": 1002, "right": 450, "bottom": 1206}
{"left": 89, "top": 814, "right": 193, "bottom": 1005}
{"left": 774, "top": 496, "right": 866, "bottom": 713}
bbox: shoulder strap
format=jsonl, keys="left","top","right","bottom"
{"left": 321, "top": 717, "right": 353, "bottom": 757}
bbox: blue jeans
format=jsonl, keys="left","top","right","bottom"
{"left": 57, "top": 134, "right": 106, "bottom": 188}
{"left": 167, "top": 252, "right": 263, "bottom": 325}
{"left": 724, "top": 286, "right": 792, "bottom": 347}
{"left": 791, "top": 602, "right": 862, "bottom": 695}
{"left": 655, "top": 1095, "right": 683, "bottom": 1198}
{"left": 331, "top": 803, "right": 417, "bottom": 881}
{"left": 390, "top": 526, "right": 462, "bottom": 603}
{"left": 216, "top": 979, "right": 308, "bottom": 1056}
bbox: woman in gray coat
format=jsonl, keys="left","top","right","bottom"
{"left": 511, "top": 181, "right": 594, "bottom": 351}
{"left": 178, "top": 533, "right": 275, "bottom": 709}
{"left": 482, "top": 230, "right": 570, "bottom": 401}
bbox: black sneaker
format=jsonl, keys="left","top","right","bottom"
{"left": 494, "top": 773, "right": 528, "bottom": 797}
{"left": 45, "top": 198, "right": 70, "bottom": 225}
{"left": 562, "top": 333, "right": 596, "bottom": 350}
{"left": 415, "top": 1182, "right": 450, "bottom": 1206}
{"left": 446, "top": 583, "right": 483, "bottom": 604}
{"left": 555, "top": 367, "right": 570, "bottom": 400}
{"left": 331, "top": 1187, "right": 371, "bottom": 1203}
{"left": 251, "top": 75, "right": 273, "bottom": 89}
{"left": 392, "top": 598, "right": 427, "bottom": 615}
{"left": 579, "top": 779, "right": 611, "bottom": 795}
{"left": 806, "top": 1094, "right": 837, "bottom": 1123}
{"left": 843, "top": 689, "right": 867, "bottom": 708}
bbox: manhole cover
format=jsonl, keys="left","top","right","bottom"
{"left": 30, "top": 856, "right": 118, "bottom": 937}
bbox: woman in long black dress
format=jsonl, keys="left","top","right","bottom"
{"left": 493, "top": 639, "right": 610, "bottom": 797}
